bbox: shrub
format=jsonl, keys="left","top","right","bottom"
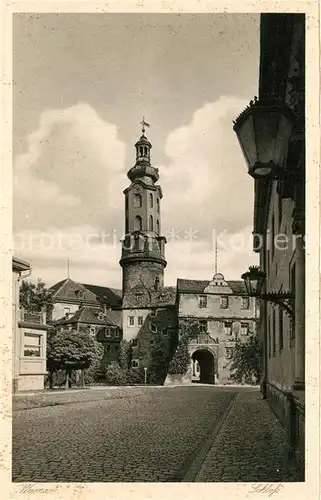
{"left": 105, "top": 362, "right": 127, "bottom": 386}
{"left": 168, "top": 335, "right": 190, "bottom": 375}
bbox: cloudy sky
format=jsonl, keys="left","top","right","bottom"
{"left": 13, "top": 13, "right": 260, "bottom": 289}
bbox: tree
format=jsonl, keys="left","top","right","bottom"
{"left": 167, "top": 318, "right": 199, "bottom": 376}
{"left": 119, "top": 340, "right": 131, "bottom": 371}
{"left": 230, "top": 332, "right": 262, "bottom": 385}
{"left": 84, "top": 340, "right": 105, "bottom": 384}
{"left": 20, "top": 279, "right": 53, "bottom": 319}
{"left": 47, "top": 329, "right": 97, "bottom": 389}
{"left": 149, "top": 332, "right": 169, "bottom": 384}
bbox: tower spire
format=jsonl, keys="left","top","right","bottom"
{"left": 215, "top": 237, "right": 218, "bottom": 275}
{"left": 140, "top": 116, "right": 150, "bottom": 135}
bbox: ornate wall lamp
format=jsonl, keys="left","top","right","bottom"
{"left": 233, "top": 97, "right": 297, "bottom": 180}
{"left": 241, "top": 266, "right": 294, "bottom": 318}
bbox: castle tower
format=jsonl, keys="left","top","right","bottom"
{"left": 120, "top": 122, "right": 167, "bottom": 297}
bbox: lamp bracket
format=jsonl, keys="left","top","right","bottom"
{"left": 261, "top": 291, "right": 295, "bottom": 318}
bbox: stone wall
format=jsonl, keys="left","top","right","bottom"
{"left": 122, "top": 261, "right": 164, "bottom": 294}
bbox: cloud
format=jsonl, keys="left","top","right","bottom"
{"left": 13, "top": 97, "right": 257, "bottom": 288}
{"left": 14, "top": 102, "right": 127, "bottom": 233}
{"left": 165, "top": 227, "right": 258, "bottom": 286}
{"left": 160, "top": 96, "right": 253, "bottom": 237}
{"left": 13, "top": 225, "right": 122, "bottom": 288}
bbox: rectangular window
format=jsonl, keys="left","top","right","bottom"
{"left": 137, "top": 316, "right": 143, "bottom": 326}
{"left": 240, "top": 322, "right": 249, "bottom": 336}
{"left": 198, "top": 295, "right": 207, "bottom": 308}
{"left": 223, "top": 321, "right": 232, "bottom": 335}
{"left": 24, "top": 333, "right": 41, "bottom": 357}
{"left": 278, "top": 192, "right": 283, "bottom": 230}
{"left": 199, "top": 320, "right": 207, "bottom": 334}
{"left": 241, "top": 297, "right": 250, "bottom": 310}
{"left": 128, "top": 316, "right": 134, "bottom": 327}
{"left": 132, "top": 339, "right": 138, "bottom": 347}
{"left": 268, "top": 318, "right": 271, "bottom": 358}
{"left": 90, "top": 325, "right": 97, "bottom": 335}
{"left": 114, "top": 329, "right": 120, "bottom": 338}
{"left": 225, "top": 347, "right": 234, "bottom": 360}
{"left": 131, "top": 359, "right": 139, "bottom": 369}
{"left": 290, "top": 264, "right": 296, "bottom": 341}
{"left": 220, "top": 296, "right": 229, "bottom": 309}
{"left": 104, "top": 327, "right": 111, "bottom": 338}
{"left": 272, "top": 308, "right": 276, "bottom": 356}
{"left": 279, "top": 307, "right": 284, "bottom": 352}
{"left": 271, "top": 216, "right": 275, "bottom": 260}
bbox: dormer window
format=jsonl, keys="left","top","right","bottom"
{"left": 76, "top": 290, "right": 84, "bottom": 299}
{"left": 98, "top": 312, "right": 104, "bottom": 321}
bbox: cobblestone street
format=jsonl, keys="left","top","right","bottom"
{"left": 12, "top": 386, "right": 303, "bottom": 482}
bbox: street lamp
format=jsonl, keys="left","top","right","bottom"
{"left": 241, "top": 266, "right": 294, "bottom": 317}
{"left": 233, "top": 97, "right": 295, "bottom": 180}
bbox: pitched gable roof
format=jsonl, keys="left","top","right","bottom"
{"left": 49, "top": 278, "right": 122, "bottom": 307}
{"left": 82, "top": 284, "right": 122, "bottom": 308}
{"left": 55, "top": 306, "right": 122, "bottom": 327}
{"left": 177, "top": 278, "right": 246, "bottom": 295}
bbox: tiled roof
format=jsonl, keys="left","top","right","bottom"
{"left": 177, "top": 278, "right": 247, "bottom": 295}
{"left": 55, "top": 306, "right": 121, "bottom": 327}
{"left": 48, "top": 279, "right": 68, "bottom": 294}
{"left": 49, "top": 278, "right": 122, "bottom": 307}
{"left": 82, "top": 284, "right": 122, "bottom": 307}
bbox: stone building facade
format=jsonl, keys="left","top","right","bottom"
{"left": 176, "top": 274, "right": 258, "bottom": 384}
{"left": 233, "top": 13, "right": 305, "bottom": 464}
{"left": 12, "top": 257, "right": 48, "bottom": 392}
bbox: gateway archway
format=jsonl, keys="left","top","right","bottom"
{"left": 192, "top": 349, "right": 215, "bottom": 385}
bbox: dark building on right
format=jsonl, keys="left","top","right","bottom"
{"left": 233, "top": 14, "right": 305, "bottom": 467}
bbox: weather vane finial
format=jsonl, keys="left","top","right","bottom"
{"left": 140, "top": 116, "right": 150, "bottom": 134}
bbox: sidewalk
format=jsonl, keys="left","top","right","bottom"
{"left": 195, "top": 390, "right": 303, "bottom": 482}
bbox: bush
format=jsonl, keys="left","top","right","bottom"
{"left": 105, "top": 362, "right": 127, "bottom": 386}
{"left": 127, "top": 367, "right": 145, "bottom": 385}
{"left": 167, "top": 335, "right": 190, "bottom": 375}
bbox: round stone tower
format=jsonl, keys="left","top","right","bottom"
{"left": 119, "top": 125, "right": 167, "bottom": 296}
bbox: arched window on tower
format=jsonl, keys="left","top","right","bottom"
{"left": 149, "top": 215, "right": 154, "bottom": 231}
{"left": 144, "top": 146, "right": 148, "bottom": 156}
{"left": 149, "top": 193, "right": 153, "bottom": 208}
{"left": 134, "top": 193, "right": 142, "bottom": 208}
{"left": 154, "top": 277, "right": 160, "bottom": 291}
{"left": 156, "top": 198, "right": 160, "bottom": 213}
{"left": 139, "top": 146, "right": 144, "bottom": 157}
{"left": 156, "top": 220, "right": 160, "bottom": 234}
{"left": 134, "top": 216, "right": 142, "bottom": 231}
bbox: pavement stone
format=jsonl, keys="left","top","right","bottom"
{"left": 195, "top": 390, "right": 303, "bottom": 482}
{"left": 12, "top": 386, "right": 303, "bottom": 482}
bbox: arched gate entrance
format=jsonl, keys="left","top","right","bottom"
{"left": 191, "top": 348, "right": 216, "bottom": 384}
